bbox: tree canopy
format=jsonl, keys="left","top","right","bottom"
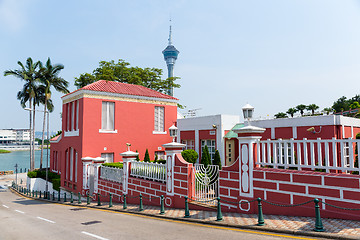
{"left": 74, "top": 59, "right": 180, "bottom": 94}
{"left": 306, "top": 104, "right": 319, "bottom": 115}
{"left": 331, "top": 95, "right": 360, "bottom": 112}
{"left": 286, "top": 108, "right": 297, "bottom": 118}
{"left": 274, "top": 112, "right": 288, "bottom": 119}
{"left": 296, "top": 104, "right": 307, "bottom": 116}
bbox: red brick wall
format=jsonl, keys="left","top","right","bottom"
{"left": 219, "top": 164, "right": 360, "bottom": 220}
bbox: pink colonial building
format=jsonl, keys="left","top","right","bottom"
{"left": 50, "top": 80, "right": 178, "bottom": 193}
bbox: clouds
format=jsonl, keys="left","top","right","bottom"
{"left": 0, "top": 0, "right": 28, "bottom": 33}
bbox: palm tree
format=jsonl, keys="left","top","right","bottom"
{"left": 306, "top": 104, "right": 319, "bottom": 115}
{"left": 38, "top": 58, "right": 69, "bottom": 169}
{"left": 274, "top": 112, "right": 288, "bottom": 119}
{"left": 286, "top": 108, "right": 297, "bottom": 118}
{"left": 323, "top": 107, "right": 333, "bottom": 115}
{"left": 296, "top": 104, "right": 307, "bottom": 116}
{"left": 4, "top": 58, "right": 40, "bottom": 171}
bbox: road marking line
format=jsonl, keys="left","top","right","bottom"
{"left": 51, "top": 202, "right": 315, "bottom": 240}
{"left": 81, "top": 231, "right": 109, "bottom": 240}
{"left": 2, "top": 205, "right": 9, "bottom": 208}
{"left": 90, "top": 208, "right": 316, "bottom": 240}
{"left": 15, "top": 210, "right": 24, "bottom": 214}
{"left": 37, "top": 216, "right": 55, "bottom": 223}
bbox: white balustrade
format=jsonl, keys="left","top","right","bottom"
{"left": 130, "top": 161, "right": 166, "bottom": 182}
{"left": 256, "top": 138, "right": 360, "bottom": 174}
{"left": 100, "top": 166, "right": 123, "bottom": 183}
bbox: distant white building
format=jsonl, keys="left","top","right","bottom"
{"left": 177, "top": 114, "right": 240, "bottom": 166}
{"left": 0, "top": 129, "right": 30, "bottom": 144}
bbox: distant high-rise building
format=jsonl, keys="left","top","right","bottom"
{"left": 162, "top": 23, "right": 179, "bottom": 96}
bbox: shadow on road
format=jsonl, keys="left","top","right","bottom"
{"left": 13, "top": 199, "right": 51, "bottom": 206}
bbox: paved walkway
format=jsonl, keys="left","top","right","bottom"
{"left": 3, "top": 174, "right": 360, "bottom": 240}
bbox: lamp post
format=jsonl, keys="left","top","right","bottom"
{"left": 14, "top": 163, "right": 18, "bottom": 185}
{"left": 242, "top": 104, "right": 254, "bottom": 125}
{"left": 24, "top": 108, "right": 50, "bottom": 194}
{"left": 169, "top": 125, "right": 178, "bottom": 142}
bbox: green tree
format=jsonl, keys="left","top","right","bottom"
{"left": 201, "top": 146, "right": 211, "bottom": 167}
{"left": 296, "top": 104, "right": 307, "bottom": 116}
{"left": 144, "top": 149, "right": 150, "bottom": 162}
{"left": 286, "top": 108, "right": 297, "bottom": 118}
{"left": 136, "top": 150, "right": 140, "bottom": 161}
{"left": 38, "top": 58, "right": 69, "bottom": 169}
{"left": 154, "top": 153, "right": 158, "bottom": 163}
{"left": 4, "top": 57, "right": 41, "bottom": 171}
{"left": 74, "top": 59, "right": 180, "bottom": 94}
{"left": 274, "top": 112, "right": 288, "bottom": 119}
{"left": 349, "top": 101, "right": 360, "bottom": 110}
{"left": 351, "top": 95, "right": 360, "bottom": 104}
{"left": 181, "top": 149, "right": 198, "bottom": 164}
{"left": 213, "top": 150, "right": 222, "bottom": 169}
{"left": 323, "top": 107, "right": 333, "bottom": 115}
{"left": 306, "top": 104, "right": 319, "bottom": 115}
{"left": 332, "top": 96, "right": 350, "bottom": 113}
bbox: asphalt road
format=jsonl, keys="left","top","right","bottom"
{"left": 0, "top": 188, "right": 322, "bottom": 240}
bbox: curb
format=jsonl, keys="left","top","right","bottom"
{"left": 9, "top": 187, "right": 358, "bottom": 240}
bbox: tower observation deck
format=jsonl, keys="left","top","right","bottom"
{"left": 162, "top": 24, "right": 179, "bottom": 96}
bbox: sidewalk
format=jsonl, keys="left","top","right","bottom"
{"left": 9, "top": 186, "right": 360, "bottom": 240}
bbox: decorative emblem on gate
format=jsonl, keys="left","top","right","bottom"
{"left": 192, "top": 164, "right": 219, "bottom": 206}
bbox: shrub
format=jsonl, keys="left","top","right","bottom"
{"left": 136, "top": 150, "right": 140, "bottom": 161}
{"left": 27, "top": 169, "right": 60, "bottom": 190}
{"left": 144, "top": 149, "right": 150, "bottom": 162}
{"left": 102, "top": 162, "right": 123, "bottom": 168}
{"left": 213, "top": 150, "right": 222, "bottom": 169}
{"left": 154, "top": 154, "right": 158, "bottom": 163}
{"left": 52, "top": 178, "right": 60, "bottom": 191}
{"left": 157, "top": 159, "right": 166, "bottom": 164}
{"left": 201, "top": 146, "right": 211, "bottom": 167}
{"left": 181, "top": 149, "right": 198, "bottom": 164}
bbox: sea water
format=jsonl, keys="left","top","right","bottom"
{"left": 0, "top": 149, "right": 49, "bottom": 172}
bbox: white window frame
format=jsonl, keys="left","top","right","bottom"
{"left": 101, "top": 153, "right": 114, "bottom": 163}
{"left": 70, "top": 148, "right": 73, "bottom": 181}
{"left": 201, "top": 139, "right": 216, "bottom": 161}
{"left": 71, "top": 101, "right": 75, "bottom": 131}
{"left": 182, "top": 140, "right": 195, "bottom": 150}
{"left": 100, "top": 101, "right": 117, "bottom": 133}
{"left": 153, "top": 106, "right": 166, "bottom": 134}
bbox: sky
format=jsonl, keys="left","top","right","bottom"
{"left": 1, "top": 0, "right": 360, "bottom": 131}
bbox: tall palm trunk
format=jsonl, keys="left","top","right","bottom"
{"left": 32, "top": 101, "right": 36, "bottom": 170}
{"left": 40, "top": 98, "right": 48, "bottom": 169}
{"left": 29, "top": 99, "right": 34, "bottom": 171}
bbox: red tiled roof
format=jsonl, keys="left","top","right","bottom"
{"left": 50, "top": 135, "right": 60, "bottom": 142}
{"left": 63, "top": 80, "right": 178, "bottom": 100}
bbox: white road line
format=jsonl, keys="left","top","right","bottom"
{"left": 37, "top": 216, "right": 55, "bottom": 224}
{"left": 81, "top": 231, "right": 109, "bottom": 240}
{"left": 2, "top": 205, "right": 9, "bottom": 208}
{"left": 15, "top": 210, "right": 25, "bottom": 214}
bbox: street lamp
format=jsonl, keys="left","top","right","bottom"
{"left": 24, "top": 108, "right": 50, "bottom": 195}
{"left": 169, "top": 125, "right": 178, "bottom": 142}
{"left": 14, "top": 163, "right": 18, "bottom": 185}
{"left": 242, "top": 104, "right": 254, "bottom": 125}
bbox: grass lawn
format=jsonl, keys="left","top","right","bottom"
{"left": 0, "top": 149, "right": 11, "bottom": 153}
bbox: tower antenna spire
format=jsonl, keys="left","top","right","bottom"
{"left": 162, "top": 17, "right": 179, "bottom": 97}
{"left": 168, "top": 18, "right": 172, "bottom": 45}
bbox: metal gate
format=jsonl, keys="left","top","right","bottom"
{"left": 192, "top": 164, "right": 219, "bottom": 206}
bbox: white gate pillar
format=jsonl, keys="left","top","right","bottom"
{"left": 81, "top": 157, "right": 93, "bottom": 191}
{"left": 163, "top": 142, "right": 185, "bottom": 196}
{"left": 233, "top": 125, "right": 265, "bottom": 198}
{"left": 81, "top": 157, "right": 105, "bottom": 195}
{"left": 92, "top": 157, "right": 106, "bottom": 194}
{"left": 120, "top": 149, "right": 138, "bottom": 194}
